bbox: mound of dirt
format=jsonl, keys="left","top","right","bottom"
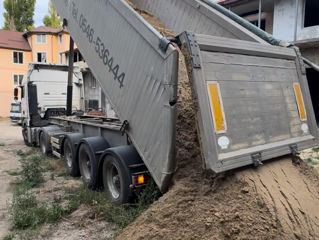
{"left": 119, "top": 2, "right": 319, "bottom": 240}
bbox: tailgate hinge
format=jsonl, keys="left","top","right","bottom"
{"left": 290, "top": 144, "right": 298, "bottom": 156}
{"left": 251, "top": 153, "right": 263, "bottom": 167}
{"left": 186, "top": 32, "right": 201, "bottom": 69}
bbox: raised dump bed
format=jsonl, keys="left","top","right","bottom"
{"left": 130, "top": 0, "right": 268, "bottom": 44}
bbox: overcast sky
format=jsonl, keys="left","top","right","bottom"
{"left": 0, "top": 0, "right": 50, "bottom": 29}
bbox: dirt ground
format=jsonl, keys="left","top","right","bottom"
{"left": 0, "top": 119, "right": 26, "bottom": 239}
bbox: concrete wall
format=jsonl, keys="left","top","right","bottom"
{"left": 0, "top": 48, "right": 32, "bottom": 117}
{"left": 273, "top": 0, "right": 299, "bottom": 41}
{"left": 273, "top": 0, "right": 319, "bottom": 41}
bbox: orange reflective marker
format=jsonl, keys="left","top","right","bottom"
{"left": 137, "top": 175, "right": 145, "bottom": 184}
{"left": 293, "top": 83, "right": 307, "bottom": 121}
{"left": 207, "top": 82, "right": 226, "bottom": 133}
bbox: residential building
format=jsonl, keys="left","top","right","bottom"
{"left": 0, "top": 30, "right": 32, "bottom": 117}
{"left": 0, "top": 26, "right": 71, "bottom": 117}
{"left": 24, "top": 26, "right": 71, "bottom": 64}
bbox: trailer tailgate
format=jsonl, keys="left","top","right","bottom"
{"left": 180, "top": 32, "right": 319, "bottom": 172}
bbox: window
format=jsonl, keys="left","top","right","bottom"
{"left": 13, "top": 74, "right": 24, "bottom": 87}
{"left": 304, "top": 0, "right": 319, "bottom": 28}
{"left": 74, "top": 52, "right": 83, "bottom": 62}
{"left": 11, "top": 104, "right": 21, "bottom": 113}
{"left": 36, "top": 34, "right": 46, "bottom": 44}
{"left": 59, "top": 35, "right": 62, "bottom": 44}
{"left": 21, "top": 86, "right": 24, "bottom": 99}
{"left": 13, "top": 51, "right": 23, "bottom": 64}
{"left": 88, "top": 100, "right": 99, "bottom": 110}
{"left": 37, "top": 52, "right": 47, "bottom": 63}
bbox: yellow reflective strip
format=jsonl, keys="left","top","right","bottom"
{"left": 207, "top": 83, "right": 226, "bottom": 132}
{"left": 293, "top": 83, "right": 307, "bottom": 121}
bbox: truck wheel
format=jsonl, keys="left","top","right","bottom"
{"left": 39, "top": 132, "right": 50, "bottom": 155}
{"left": 102, "top": 151, "right": 132, "bottom": 205}
{"left": 22, "top": 126, "right": 32, "bottom": 147}
{"left": 63, "top": 138, "right": 80, "bottom": 177}
{"left": 79, "top": 144, "right": 99, "bottom": 189}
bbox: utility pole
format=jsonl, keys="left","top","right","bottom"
{"left": 258, "top": 0, "right": 262, "bottom": 28}
{"left": 66, "top": 37, "right": 75, "bottom": 116}
{"left": 294, "top": 0, "right": 299, "bottom": 41}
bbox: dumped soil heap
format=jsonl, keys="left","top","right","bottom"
{"left": 120, "top": 2, "right": 319, "bottom": 239}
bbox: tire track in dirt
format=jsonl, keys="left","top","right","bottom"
{"left": 238, "top": 158, "right": 319, "bottom": 240}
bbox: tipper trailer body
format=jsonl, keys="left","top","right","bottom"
{"left": 22, "top": 0, "right": 319, "bottom": 204}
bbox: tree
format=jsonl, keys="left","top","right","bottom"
{"left": 43, "top": 1, "right": 62, "bottom": 29}
{"left": 3, "top": 0, "right": 35, "bottom": 32}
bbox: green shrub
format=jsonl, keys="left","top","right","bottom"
{"left": 2, "top": 234, "right": 14, "bottom": 240}
{"left": 18, "top": 155, "right": 43, "bottom": 188}
{"left": 10, "top": 188, "right": 46, "bottom": 229}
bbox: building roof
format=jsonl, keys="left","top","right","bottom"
{"left": 0, "top": 29, "right": 31, "bottom": 51}
{"left": 24, "top": 26, "right": 68, "bottom": 36}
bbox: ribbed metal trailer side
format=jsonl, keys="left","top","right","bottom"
{"left": 52, "top": 0, "right": 179, "bottom": 192}
{"left": 179, "top": 32, "right": 319, "bottom": 172}
{"left": 130, "top": 0, "right": 267, "bottom": 44}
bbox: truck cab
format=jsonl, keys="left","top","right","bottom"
{"left": 21, "top": 63, "right": 84, "bottom": 124}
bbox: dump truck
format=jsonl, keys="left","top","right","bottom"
{"left": 21, "top": 0, "right": 319, "bottom": 204}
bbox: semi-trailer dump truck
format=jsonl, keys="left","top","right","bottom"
{"left": 21, "top": 0, "right": 319, "bottom": 205}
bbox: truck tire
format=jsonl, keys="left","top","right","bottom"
{"left": 62, "top": 134, "right": 83, "bottom": 177}
{"left": 22, "top": 126, "right": 32, "bottom": 147}
{"left": 39, "top": 131, "right": 50, "bottom": 155}
{"left": 78, "top": 137, "right": 110, "bottom": 189}
{"left": 100, "top": 146, "right": 143, "bottom": 205}
{"left": 64, "top": 138, "right": 80, "bottom": 177}
{"left": 102, "top": 154, "right": 131, "bottom": 205}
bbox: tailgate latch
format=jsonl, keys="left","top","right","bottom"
{"left": 251, "top": 153, "right": 263, "bottom": 167}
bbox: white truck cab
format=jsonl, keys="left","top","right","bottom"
{"left": 20, "top": 63, "right": 84, "bottom": 124}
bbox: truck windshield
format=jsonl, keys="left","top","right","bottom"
{"left": 11, "top": 104, "right": 21, "bottom": 113}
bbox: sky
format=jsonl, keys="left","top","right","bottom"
{"left": 0, "top": 0, "right": 50, "bottom": 29}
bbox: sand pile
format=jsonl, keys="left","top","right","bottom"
{"left": 119, "top": 2, "right": 319, "bottom": 239}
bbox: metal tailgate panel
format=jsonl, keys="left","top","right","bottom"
{"left": 180, "top": 33, "right": 318, "bottom": 172}
{"left": 52, "top": 0, "right": 179, "bottom": 191}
